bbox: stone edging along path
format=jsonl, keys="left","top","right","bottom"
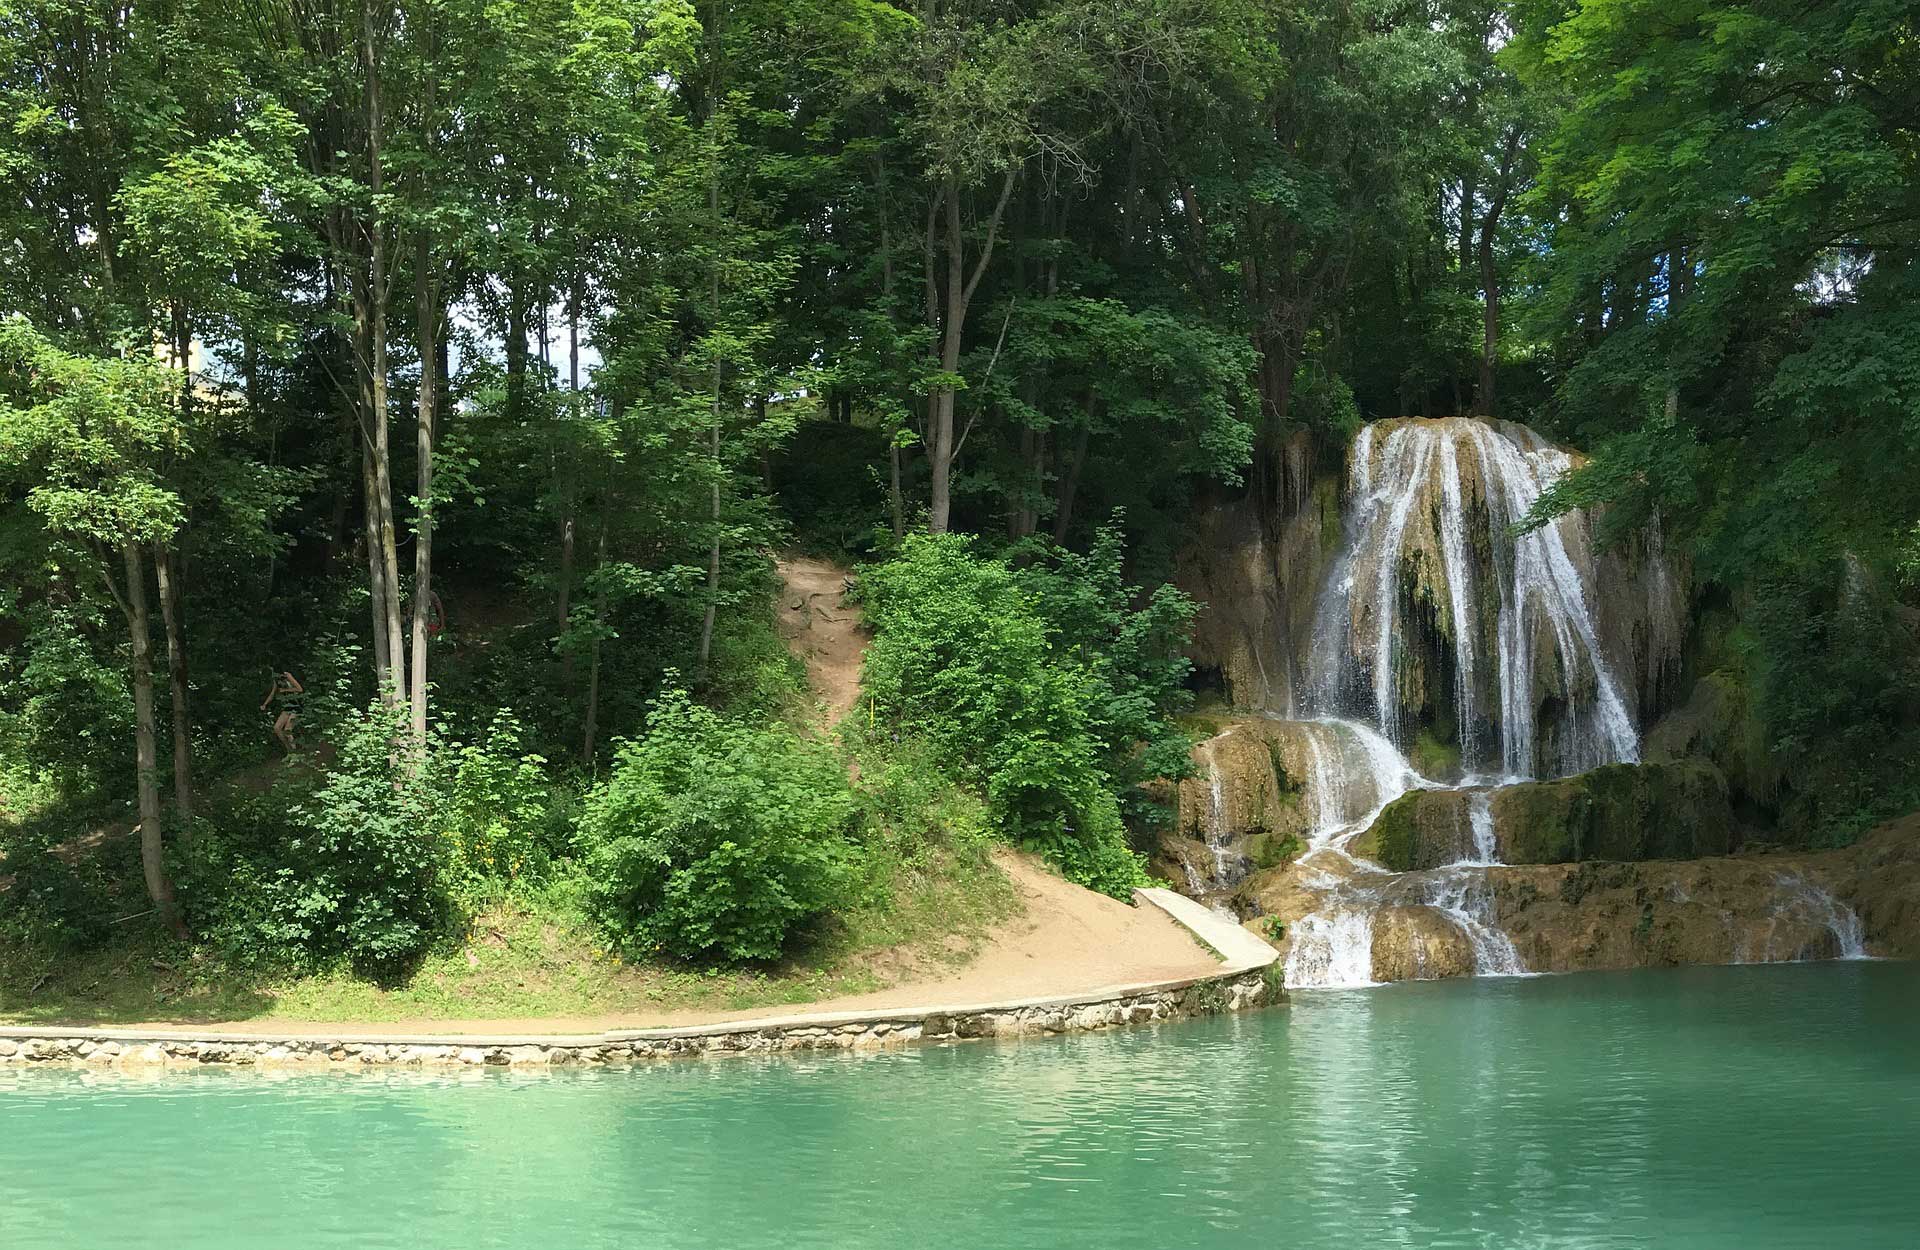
{"left": 0, "top": 888, "right": 1279, "bottom": 1070}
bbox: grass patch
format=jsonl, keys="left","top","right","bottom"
{"left": 0, "top": 843, "right": 1017, "bottom": 1028}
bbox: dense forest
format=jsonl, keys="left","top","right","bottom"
{"left": 1, "top": 0, "right": 1914, "bottom": 1004}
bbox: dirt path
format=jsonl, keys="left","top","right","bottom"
{"left": 776, "top": 555, "right": 867, "bottom": 725}
{"left": 104, "top": 849, "right": 1226, "bottom": 1037}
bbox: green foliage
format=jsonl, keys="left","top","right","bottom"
{"left": 0, "top": 845, "right": 123, "bottom": 958}
{"left": 576, "top": 689, "right": 856, "bottom": 964}
{"left": 1515, "top": 0, "right": 1920, "bottom": 833}
{"left": 857, "top": 530, "right": 1192, "bottom": 896}
{"left": 436, "top": 714, "right": 566, "bottom": 908}
{"left": 179, "top": 704, "right": 560, "bottom": 979}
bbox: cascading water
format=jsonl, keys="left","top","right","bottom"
{"left": 1304, "top": 418, "right": 1639, "bottom": 780}
{"left": 1763, "top": 873, "right": 1868, "bottom": 962}
{"left": 1281, "top": 418, "right": 1647, "bottom": 988}
{"left": 1466, "top": 790, "right": 1497, "bottom": 866}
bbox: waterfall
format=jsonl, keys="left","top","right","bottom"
{"left": 1305, "top": 418, "right": 1639, "bottom": 780}
{"left": 1282, "top": 418, "right": 1643, "bottom": 988}
{"left": 1465, "top": 790, "right": 1497, "bottom": 866}
{"left": 1283, "top": 900, "right": 1379, "bottom": 989}
{"left": 1296, "top": 718, "right": 1428, "bottom": 845}
{"left": 1764, "top": 874, "right": 1868, "bottom": 961}
{"left": 1418, "top": 867, "right": 1526, "bottom": 976}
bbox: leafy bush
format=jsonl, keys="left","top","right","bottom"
{"left": 856, "top": 530, "right": 1192, "bottom": 897}
{"left": 437, "top": 713, "right": 566, "bottom": 907}
{"left": 577, "top": 689, "right": 855, "bottom": 963}
{"left": 180, "top": 703, "right": 559, "bottom": 979}
{"left": 0, "top": 843, "right": 122, "bottom": 957}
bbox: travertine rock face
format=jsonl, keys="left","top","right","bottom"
{"left": 1344, "top": 762, "right": 1736, "bottom": 872}
{"left": 1237, "top": 823, "right": 1913, "bottom": 983}
{"left": 1369, "top": 906, "right": 1477, "bottom": 982}
{"left": 1488, "top": 762, "right": 1734, "bottom": 864}
{"left": 1179, "top": 429, "right": 1340, "bottom": 717}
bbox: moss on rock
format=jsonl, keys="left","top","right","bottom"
{"left": 1490, "top": 761, "right": 1735, "bottom": 864}
{"left": 1348, "top": 789, "right": 1473, "bottom": 871}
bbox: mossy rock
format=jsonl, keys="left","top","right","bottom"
{"left": 1491, "top": 762, "right": 1735, "bottom": 865}
{"left": 1410, "top": 728, "right": 1463, "bottom": 782}
{"left": 1245, "top": 831, "right": 1306, "bottom": 871}
{"left": 1348, "top": 789, "right": 1473, "bottom": 871}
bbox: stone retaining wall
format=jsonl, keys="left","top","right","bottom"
{"left": 0, "top": 970, "right": 1273, "bottom": 1070}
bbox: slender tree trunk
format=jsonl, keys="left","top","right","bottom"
{"left": 928, "top": 181, "right": 965, "bottom": 534}
{"left": 581, "top": 520, "right": 608, "bottom": 767}
{"left": 696, "top": 145, "right": 724, "bottom": 682}
{"left": 356, "top": 0, "right": 405, "bottom": 704}
{"left": 926, "top": 171, "right": 1015, "bottom": 534}
{"left": 889, "top": 444, "right": 905, "bottom": 540}
{"left": 1052, "top": 422, "right": 1091, "bottom": 544}
{"left": 506, "top": 277, "right": 528, "bottom": 422}
{"left": 152, "top": 543, "right": 193, "bottom": 829}
{"left": 122, "top": 544, "right": 186, "bottom": 938}
{"left": 1476, "top": 129, "right": 1521, "bottom": 417}
{"left": 878, "top": 172, "right": 906, "bottom": 539}
{"left": 556, "top": 275, "right": 581, "bottom": 676}
{"left": 362, "top": 442, "right": 393, "bottom": 683}
{"left": 409, "top": 237, "right": 438, "bottom": 737}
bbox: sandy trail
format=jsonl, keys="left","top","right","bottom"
{"left": 776, "top": 555, "right": 867, "bottom": 724}
{"left": 106, "top": 850, "right": 1223, "bottom": 1037}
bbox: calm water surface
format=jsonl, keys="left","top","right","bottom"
{"left": 4, "top": 961, "right": 1916, "bottom": 1249}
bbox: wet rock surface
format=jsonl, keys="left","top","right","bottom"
{"left": 1369, "top": 906, "right": 1477, "bottom": 982}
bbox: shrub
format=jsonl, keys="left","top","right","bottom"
{"left": 437, "top": 713, "right": 566, "bottom": 908}
{"left": 180, "top": 704, "right": 559, "bottom": 979}
{"left": 178, "top": 707, "right": 452, "bottom": 978}
{"left": 577, "top": 689, "right": 855, "bottom": 963}
{"left": 0, "top": 843, "right": 122, "bottom": 957}
{"left": 856, "top": 531, "right": 1180, "bottom": 897}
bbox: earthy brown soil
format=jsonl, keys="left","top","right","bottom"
{"left": 775, "top": 555, "right": 867, "bottom": 725}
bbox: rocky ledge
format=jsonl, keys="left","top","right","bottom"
{"left": 1241, "top": 811, "right": 1920, "bottom": 983}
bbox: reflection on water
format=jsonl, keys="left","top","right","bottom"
{"left": 2, "top": 962, "right": 1917, "bottom": 1249}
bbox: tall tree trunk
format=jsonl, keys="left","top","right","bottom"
{"left": 927, "top": 180, "right": 966, "bottom": 534}
{"left": 556, "top": 274, "right": 581, "bottom": 677}
{"left": 152, "top": 542, "right": 193, "bottom": 829}
{"left": 696, "top": 152, "right": 724, "bottom": 683}
{"left": 357, "top": 0, "right": 405, "bottom": 703}
{"left": 889, "top": 444, "right": 905, "bottom": 540}
{"left": 361, "top": 442, "right": 393, "bottom": 683}
{"left": 926, "top": 171, "right": 1015, "bottom": 534}
{"left": 121, "top": 544, "right": 186, "bottom": 938}
{"left": 409, "top": 236, "right": 438, "bottom": 737}
{"left": 1052, "top": 421, "right": 1091, "bottom": 544}
{"left": 878, "top": 170, "right": 906, "bottom": 540}
{"left": 1476, "top": 129, "right": 1522, "bottom": 417}
{"left": 581, "top": 520, "right": 608, "bottom": 767}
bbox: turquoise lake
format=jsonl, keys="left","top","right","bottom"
{"left": 4, "top": 961, "right": 1916, "bottom": 1248}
